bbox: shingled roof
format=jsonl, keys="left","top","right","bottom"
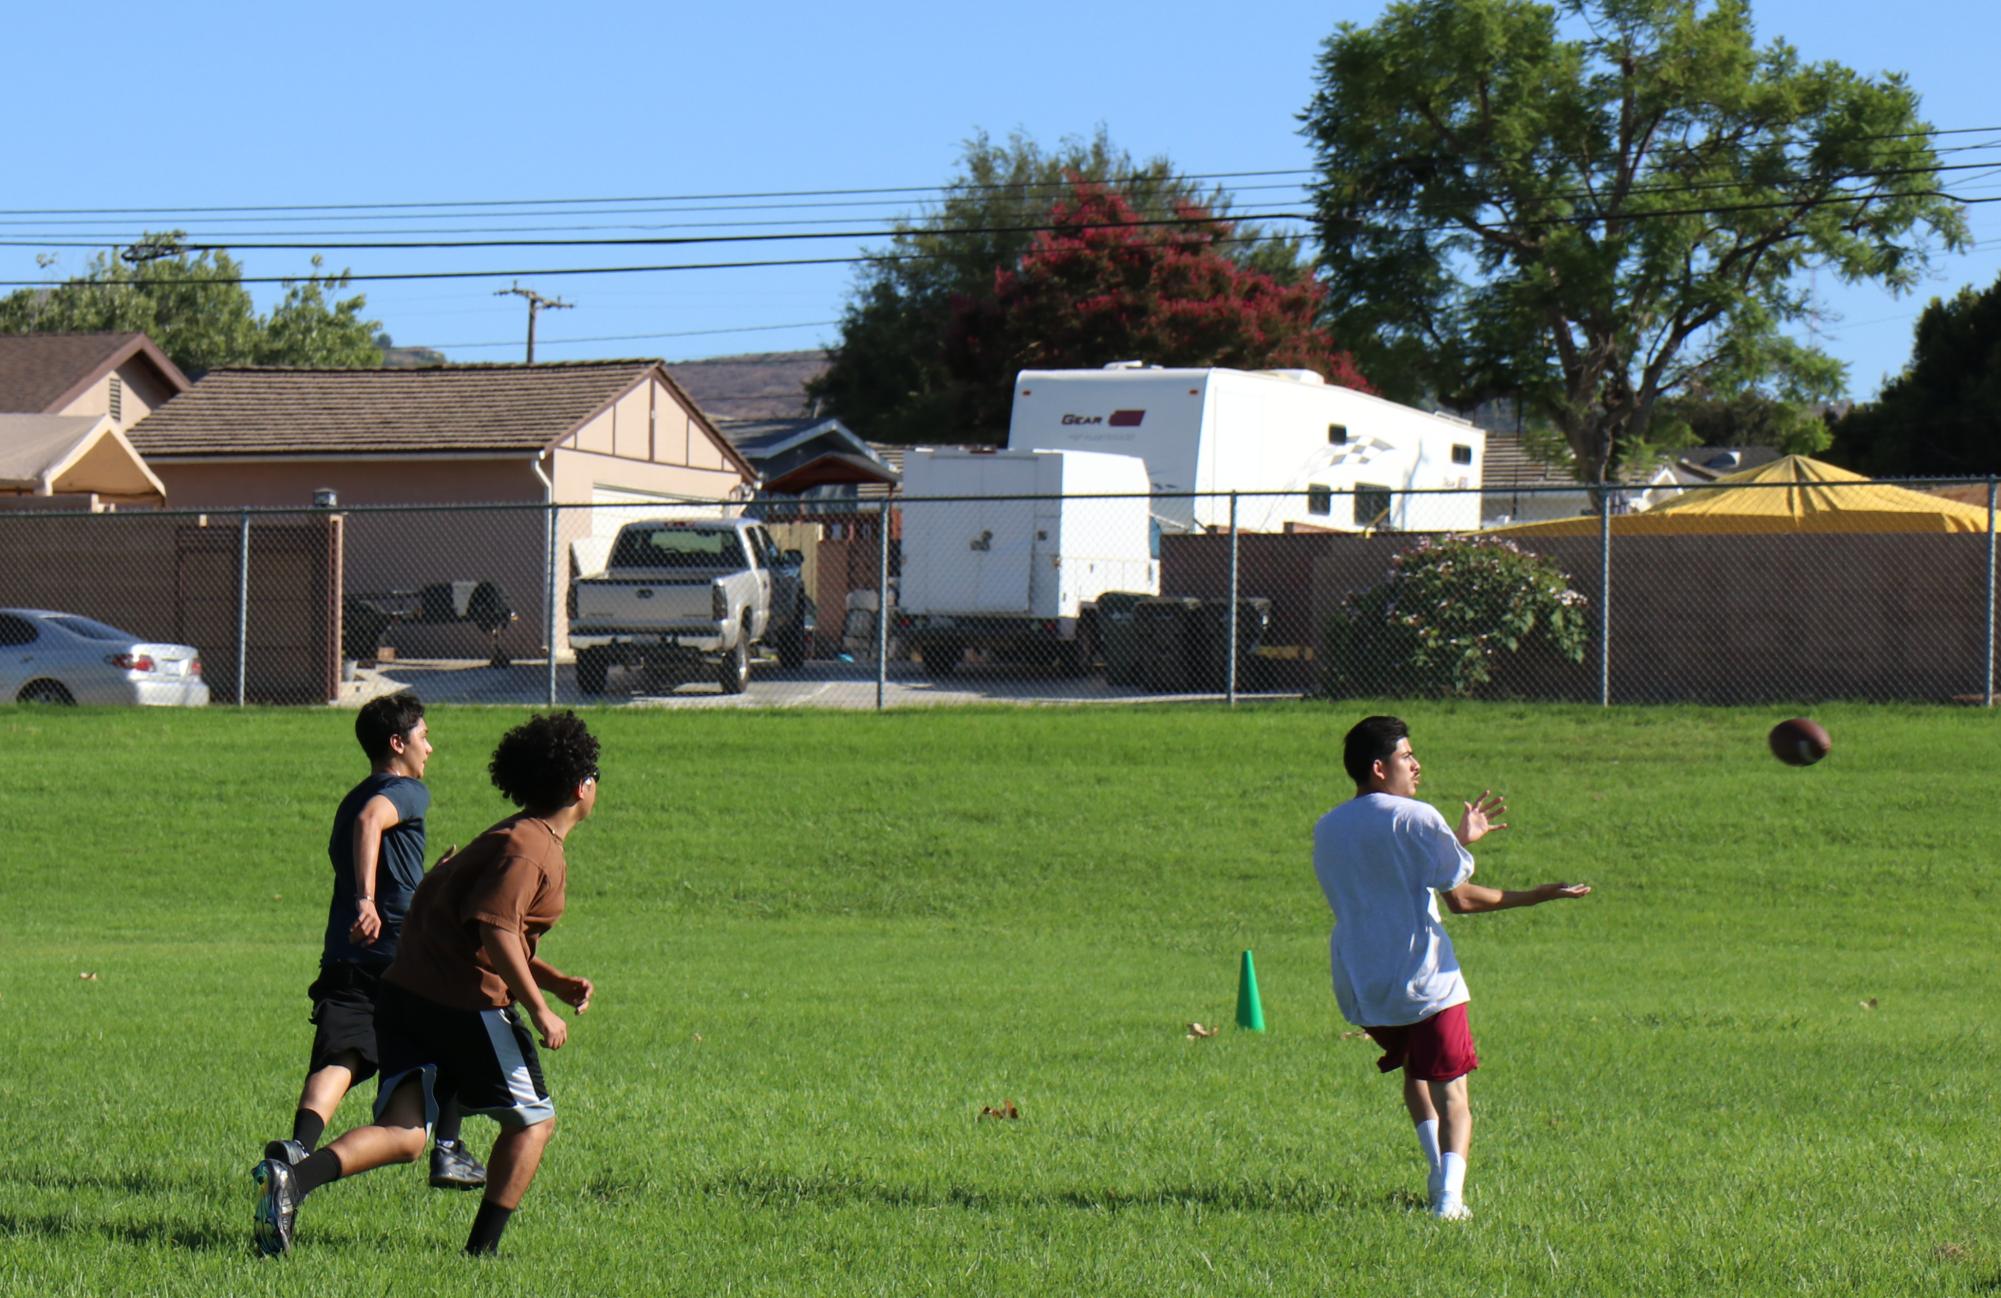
{"left": 0, "top": 332, "right": 190, "bottom": 412}
{"left": 128, "top": 360, "right": 685, "bottom": 458}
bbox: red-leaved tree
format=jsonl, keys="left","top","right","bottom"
{"left": 943, "top": 179, "right": 1370, "bottom": 438}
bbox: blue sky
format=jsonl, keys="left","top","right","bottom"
{"left": 7, "top": 0, "right": 1996, "bottom": 399}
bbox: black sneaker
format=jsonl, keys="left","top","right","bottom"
{"left": 429, "top": 1139, "right": 487, "bottom": 1190}
{"left": 251, "top": 1157, "right": 299, "bottom": 1256}
{"left": 262, "top": 1138, "right": 309, "bottom": 1167}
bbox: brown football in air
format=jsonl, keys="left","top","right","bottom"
{"left": 1769, "top": 718, "right": 1831, "bottom": 766}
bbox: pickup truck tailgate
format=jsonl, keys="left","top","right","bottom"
{"left": 572, "top": 574, "right": 719, "bottom": 632}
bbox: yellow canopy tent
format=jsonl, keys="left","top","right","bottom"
{"left": 1484, "top": 455, "right": 1993, "bottom": 536}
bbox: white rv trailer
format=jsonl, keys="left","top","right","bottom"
{"left": 897, "top": 446, "right": 1157, "bottom": 675}
{"left": 1006, "top": 365, "right": 1485, "bottom": 533}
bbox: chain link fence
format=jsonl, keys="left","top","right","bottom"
{"left": 1, "top": 478, "right": 1994, "bottom": 709}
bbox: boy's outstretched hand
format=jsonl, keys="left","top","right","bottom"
{"left": 1456, "top": 790, "right": 1508, "bottom": 846}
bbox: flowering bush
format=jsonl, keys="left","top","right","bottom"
{"left": 1323, "top": 536, "right": 1590, "bottom": 698}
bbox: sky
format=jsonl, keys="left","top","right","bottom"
{"left": 7, "top": 0, "right": 1997, "bottom": 400}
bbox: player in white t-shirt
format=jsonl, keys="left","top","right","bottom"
{"left": 1314, "top": 715, "right": 1591, "bottom": 1220}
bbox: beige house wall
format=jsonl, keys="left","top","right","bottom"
{"left": 57, "top": 360, "right": 184, "bottom": 433}
{"left": 150, "top": 458, "right": 545, "bottom": 510}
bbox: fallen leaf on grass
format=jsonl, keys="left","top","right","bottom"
{"left": 691, "top": 1032, "right": 704, "bottom": 1044}
{"left": 1186, "top": 1022, "right": 1217, "bottom": 1039}
{"left": 1340, "top": 1029, "right": 1371, "bottom": 1041}
{"left": 1859, "top": 997, "right": 1879, "bottom": 1010}
{"left": 978, "top": 1100, "right": 1020, "bottom": 1121}
{"left": 78, "top": 972, "right": 98, "bottom": 981}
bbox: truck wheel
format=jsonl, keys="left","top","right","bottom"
{"left": 576, "top": 649, "right": 609, "bottom": 696}
{"left": 922, "top": 638, "right": 963, "bottom": 678}
{"left": 718, "top": 632, "right": 750, "bottom": 694}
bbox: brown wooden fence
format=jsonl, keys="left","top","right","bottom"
{"left": 1163, "top": 530, "right": 1997, "bottom": 703}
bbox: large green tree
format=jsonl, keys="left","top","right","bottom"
{"left": 1828, "top": 272, "right": 2001, "bottom": 476}
{"left": 1304, "top": 0, "right": 1966, "bottom": 486}
{"left": 0, "top": 236, "right": 382, "bottom": 373}
{"left": 810, "top": 128, "right": 1311, "bottom": 444}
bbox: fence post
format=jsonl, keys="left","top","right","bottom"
{"left": 545, "top": 503, "right": 560, "bottom": 707}
{"left": 236, "top": 509, "right": 250, "bottom": 707}
{"left": 1986, "top": 476, "right": 1996, "bottom": 709}
{"left": 875, "top": 500, "right": 890, "bottom": 711}
{"left": 1226, "top": 491, "right": 1240, "bottom": 706}
{"left": 1598, "top": 484, "right": 1611, "bottom": 708}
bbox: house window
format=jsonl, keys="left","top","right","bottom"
{"left": 1327, "top": 423, "right": 1348, "bottom": 445}
{"left": 1355, "top": 484, "right": 1393, "bottom": 528}
{"left": 1306, "top": 484, "right": 1334, "bottom": 516}
{"left": 109, "top": 375, "right": 123, "bottom": 423}
{"left": 1451, "top": 443, "right": 1473, "bottom": 465}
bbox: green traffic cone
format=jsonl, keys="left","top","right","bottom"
{"left": 1236, "top": 948, "right": 1266, "bottom": 1032}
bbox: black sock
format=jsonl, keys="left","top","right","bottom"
{"left": 435, "top": 1097, "right": 464, "bottom": 1147}
{"left": 293, "top": 1148, "right": 342, "bottom": 1198}
{"left": 291, "top": 1109, "right": 326, "bottom": 1150}
{"left": 465, "top": 1200, "right": 513, "bottom": 1256}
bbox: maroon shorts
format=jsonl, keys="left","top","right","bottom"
{"left": 1364, "top": 1003, "right": 1479, "bottom": 1082}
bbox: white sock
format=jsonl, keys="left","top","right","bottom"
{"left": 1414, "top": 1119, "right": 1442, "bottom": 1173}
{"left": 1438, "top": 1151, "right": 1468, "bottom": 1203}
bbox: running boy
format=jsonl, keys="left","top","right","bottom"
{"left": 1313, "top": 715, "right": 1590, "bottom": 1220}
{"left": 254, "top": 710, "right": 601, "bottom": 1258}
{"left": 264, "top": 690, "right": 486, "bottom": 1189}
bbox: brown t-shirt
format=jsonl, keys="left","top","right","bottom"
{"left": 386, "top": 815, "right": 568, "bottom": 1011}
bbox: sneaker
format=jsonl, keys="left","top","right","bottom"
{"left": 429, "top": 1139, "right": 487, "bottom": 1190}
{"left": 1430, "top": 1197, "right": 1473, "bottom": 1221}
{"left": 252, "top": 1157, "right": 300, "bottom": 1256}
{"left": 262, "top": 1138, "right": 309, "bottom": 1167}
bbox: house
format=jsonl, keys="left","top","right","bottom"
{"left": 126, "top": 360, "right": 759, "bottom": 659}
{"left": 1480, "top": 432, "right": 1682, "bottom": 526}
{"left": 720, "top": 415, "right": 898, "bottom": 511}
{"left": 0, "top": 332, "right": 190, "bottom": 509}
{"left": 0, "top": 414, "right": 166, "bottom": 508}
{"left": 0, "top": 331, "right": 192, "bottom": 431}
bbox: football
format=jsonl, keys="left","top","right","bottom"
{"left": 1768, "top": 717, "right": 1831, "bottom": 766}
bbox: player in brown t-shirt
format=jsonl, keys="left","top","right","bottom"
{"left": 254, "top": 711, "right": 600, "bottom": 1258}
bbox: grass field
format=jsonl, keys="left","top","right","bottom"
{"left": 1, "top": 700, "right": 1996, "bottom": 1296}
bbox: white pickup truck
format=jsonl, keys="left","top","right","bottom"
{"left": 568, "top": 517, "right": 810, "bottom": 695}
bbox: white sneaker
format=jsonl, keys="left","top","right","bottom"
{"left": 1431, "top": 1197, "right": 1473, "bottom": 1221}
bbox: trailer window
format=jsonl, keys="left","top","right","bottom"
{"left": 1355, "top": 484, "right": 1394, "bottom": 528}
{"left": 1306, "top": 484, "right": 1334, "bottom": 516}
{"left": 611, "top": 526, "right": 748, "bottom": 569}
{"left": 1327, "top": 423, "right": 1349, "bottom": 445}
{"left": 1451, "top": 444, "right": 1474, "bottom": 465}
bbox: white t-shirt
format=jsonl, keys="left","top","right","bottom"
{"left": 1313, "top": 792, "right": 1476, "bottom": 1028}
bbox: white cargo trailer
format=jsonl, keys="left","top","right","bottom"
{"left": 1006, "top": 365, "right": 1484, "bottom": 534}
{"left": 897, "top": 447, "right": 1157, "bottom": 675}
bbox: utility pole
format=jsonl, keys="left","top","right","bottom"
{"left": 494, "top": 282, "right": 572, "bottom": 363}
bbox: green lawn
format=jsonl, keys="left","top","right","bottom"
{"left": 1, "top": 701, "right": 1995, "bottom": 1296}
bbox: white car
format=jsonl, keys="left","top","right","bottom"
{"left": 0, "top": 608, "right": 210, "bottom": 706}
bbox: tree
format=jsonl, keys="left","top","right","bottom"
{"left": 810, "top": 129, "right": 1312, "bottom": 445}
{"left": 0, "top": 235, "right": 382, "bottom": 373}
{"left": 943, "top": 180, "right": 1370, "bottom": 437}
{"left": 1828, "top": 272, "right": 2001, "bottom": 476}
{"left": 1303, "top": 0, "right": 1966, "bottom": 488}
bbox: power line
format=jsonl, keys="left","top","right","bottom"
{"left": 425, "top": 320, "right": 842, "bottom": 350}
{"left": 2, "top": 192, "right": 1990, "bottom": 290}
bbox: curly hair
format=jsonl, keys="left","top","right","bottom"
{"left": 356, "top": 691, "right": 425, "bottom": 764}
{"left": 488, "top": 711, "right": 599, "bottom": 812}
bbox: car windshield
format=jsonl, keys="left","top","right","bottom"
{"left": 610, "top": 527, "right": 748, "bottom": 569}
{"left": 47, "top": 615, "right": 134, "bottom": 642}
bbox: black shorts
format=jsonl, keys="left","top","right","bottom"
{"left": 306, "top": 961, "right": 389, "bottom": 1080}
{"left": 373, "top": 981, "right": 554, "bottom": 1131}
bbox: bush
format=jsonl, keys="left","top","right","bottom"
{"left": 1323, "top": 535, "right": 1589, "bottom": 698}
